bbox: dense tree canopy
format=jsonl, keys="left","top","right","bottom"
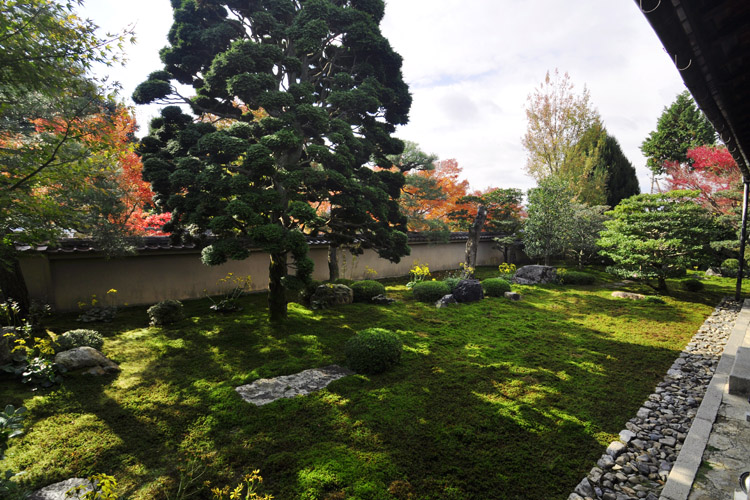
{"left": 134, "top": 0, "right": 412, "bottom": 320}
{"left": 640, "top": 91, "right": 716, "bottom": 176}
{"left": 598, "top": 191, "right": 725, "bottom": 291}
{"left": 0, "top": 1, "right": 133, "bottom": 313}
{"left": 522, "top": 178, "right": 574, "bottom": 266}
{"left": 522, "top": 69, "right": 600, "bottom": 181}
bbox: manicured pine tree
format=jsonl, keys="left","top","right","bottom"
{"left": 133, "top": 0, "right": 412, "bottom": 321}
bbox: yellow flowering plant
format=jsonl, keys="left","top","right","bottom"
{"left": 406, "top": 262, "right": 430, "bottom": 288}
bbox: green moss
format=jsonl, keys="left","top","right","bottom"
{"left": 0, "top": 266, "right": 743, "bottom": 500}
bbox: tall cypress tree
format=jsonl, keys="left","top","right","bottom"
{"left": 134, "top": 0, "right": 412, "bottom": 321}
{"left": 601, "top": 133, "right": 640, "bottom": 207}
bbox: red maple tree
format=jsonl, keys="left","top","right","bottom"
{"left": 665, "top": 145, "right": 741, "bottom": 217}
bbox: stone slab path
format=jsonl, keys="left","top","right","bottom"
{"left": 235, "top": 365, "right": 353, "bottom": 406}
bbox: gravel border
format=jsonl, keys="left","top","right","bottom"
{"left": 568, "top": 298, "right": 742, "bottom": 500}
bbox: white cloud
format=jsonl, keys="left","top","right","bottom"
{"left": 82, "top": 0, "right": 687, "bottom": 194}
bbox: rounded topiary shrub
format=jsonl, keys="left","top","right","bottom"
{"left": 56, "top": 329, "right": 104, "bottom": 352}
{"left": 721, "top": 258, "right": 740, "bottom": 277}
{"left": 443, "top": 277, "right": 460, "bottom": 292}
{"left": 682, "top": 278, "right": 705, "bottom": 292}
{"left": 344, "top": 328, "right": 402, "bottom": 374}
{"left": 559, "top": 271, "right": 597, "bottom": 285}
{"left": 482, "top": 278, "right": 511, "bottom": 297}
{"left": 147, "top": 300, "right": 184, "bottom": 326}
{"left": 411, "top": 280, "right": 450, "bottom": 303}
{"left": 350, "top": 280, "right": 386, "bottom": 303}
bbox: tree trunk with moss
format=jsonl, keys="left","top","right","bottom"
{"left": 464, "top": 205, "right": 488, "bottom": 272}
{"left": 268, "top": 252, "right": 288, "bottom": 322}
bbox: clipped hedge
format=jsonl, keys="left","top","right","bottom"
{"left": 482, "top": 278, "right": 511, "bottom": 297}
{"left": 682, "top": 278, "right": 704, "bottom": 292}
{"left": 56, "top": 329, "right": 104, "bottom": 352}
{"left": 721, "top": 258, "right": 740, "bottom": 277}
{"left": 350, "top": 280, "right": 386, "bottom": 303}
{"left": 344, "top": 328, "right": 402, "bottom": 374}
{"left": 559, "top": 271, "right": 596, "bottom": 285}
{"left": 411, "top": 280, "right": 450, "bottom": 303}
{"left": 147, "top": 300, "right": 184, "bottom": 326}
{"left": 443, "top": 277, "right": 460, "bottom": 292}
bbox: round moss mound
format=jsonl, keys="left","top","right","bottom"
{"left": 344, "top": 328, "right": 403, "bottom": 374}
{"left": 682, "top": 278, "right": 704, "bottom": 292}
{"left": 411, "top": 280, "right": 450, "bottom": 303}
{"left": 482, "top": 278, "right": 511, "bottom": 297}
{"left": 350, "top": 280, "right": 386, "bottom": 303}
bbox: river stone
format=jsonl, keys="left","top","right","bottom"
{"left": 236, "top": 365, "right": 353, "bottom": 406}
{"left": 371, "top": 294, "right": 396, "bottom": 305}
{"left": 310, "top": 284, "right": 353, "bottom": 308}
{"left": 435, "top": 294, "right": 458, "bottom": 308}
{"left": 54, "top": 347, "right": 119, "bottom": 375}
{"left": 452, "top": 279, "right": 484, "bottom": 303}
{"left": 29, "top": 478, "right": 93, "bottom": 500}
{"left": 504, "top": 291, "right": 522, "bottom": 301}
{"left": 606, "top": 440, "right": 627, "bottom": 458}
{"left": 513, "top": 265, "right": 557, "bottom": 285}
{"left": 612, "top": 291, "right": 646, "bottom": 300}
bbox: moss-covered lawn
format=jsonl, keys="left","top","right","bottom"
{"left": 1, "top": 268, "right": 744, "bottom": 499}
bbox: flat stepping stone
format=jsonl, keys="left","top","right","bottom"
{"left": 235, "top": 365, "right": 353, "bottom": 406}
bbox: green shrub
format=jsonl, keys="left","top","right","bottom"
{"left": 411, "top": 280, "right": 450, "bottom": 303}
{"left": 721, "top": 258, "right": 740, "bottom": 277}
{"left": 443, "top": 277, "right": 460, "bottom": 292}
{"left": 482, "top": 278, "right": 511, "bottom": 297}
{"left": 559, "top": 271, "right": 596, "bottom": 285}
{"left": 147, "top": 300, "right": 184, "bottom": 326}
{"left": 56, "top": 329, "right": 103, "bottom": 352}
{"left": 344, "top": 328, "right": 402, "bottom": 374}
{"left": 333, "top": 278, "right": 355, "bottom": 287}
{"left": 682, "top": 278, "right": 704, "bottom": 292}
{"left": 350, "top": 280, "right": 386, "bottom": 303}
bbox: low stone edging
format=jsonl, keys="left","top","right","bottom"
{"left": 569, "top": 298, "right": 742, "bottom": 500}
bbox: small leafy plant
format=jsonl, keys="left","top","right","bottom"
{"left": 497, "top": 262, "right": 517, "bottom": 280}
{"left": 206, "top": 273, "right": 252, "bottom": 313}
{"left": 77, "top": 290, "right": 118, "bottom": 323}
{"left": 22, "top": 357, "right": 63, "bottom": 389}
{"left": 66, "top": 473, "right": 119, "bottom": 500}
{"left": 0, "top": 404, "right": 25, "bottom": 459}
{"left": 406, "top": 262, "right": 430, "bottom": 289}
{"left": 344, "top": 328, "right": 402, "bottom": 374}
{"left": 209, "top": 470, "right": 273, "bottom": 500}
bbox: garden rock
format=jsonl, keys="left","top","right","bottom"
{"left": 513, "top": 265, "right": 557, "bottom": 285}
{"left": 54, "top": 346, "right": 120, "bottom": 376}
{"left": 371, "top": 294, "right": 396, "bottom": 305}
{"left": 705, "top": 267, "right": 721, "bottom": 277}
{"left": 452, "top": 279, "right": 484, "bottom": 303}
{"left": 504, "top": 291, "right": 522, "bottom": 301}
{"left": 611, "top": 291, "right": 646, "bottom": 300}
{"left": 236, "top": 365, "right": 353, "bottom": 406}
{"left": 29, "top": 478, "right": 93, "bottom": 500}
{"left": 310, "top": 284, "right": 353, "bottom": 308}
{"left": 435, "top": 294, "right": 458, "bottom": 308}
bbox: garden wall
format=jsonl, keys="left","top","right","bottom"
{"left": 19, "top": 238, "right": 524, "bottom": 311}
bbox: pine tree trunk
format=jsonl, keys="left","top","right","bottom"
{"left": 544, "top": 254, "right": 551, "bottom": 266}
{"left": 0, "top": 255, "right": 30, "bottom": 319}
{"left": 464, "top": 205, "right": 488, "bottom": 272}
{"left": 268, "top": 252, "right": 288, "bottom": 322}
{"left": 657, "top": 276, "right": 668, "bottom": 293}
{"left": 328, "top": 245, "right": 339, "bottom": 282}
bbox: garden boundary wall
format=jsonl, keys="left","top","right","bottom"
{"left": 18, "top": 234, "right": 527, "bottom": 311}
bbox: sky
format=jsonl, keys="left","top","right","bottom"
{"left": 80, "top": 0, "right": 688, "bottom": 194}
